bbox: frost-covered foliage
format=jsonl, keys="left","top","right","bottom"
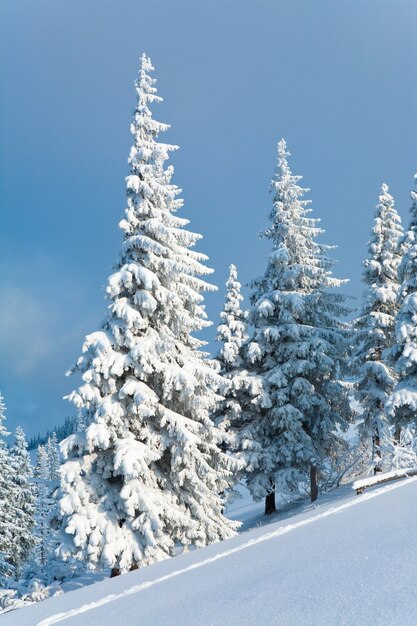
{"left": 353, "top": 184, "right": 403, "bottom": 471}
{"left": 382, "top": 427, "right": 417, "bottom": 471}
{"left": 320, "top": 397, "right": 375, "bottom": 489}
{"left": 58, "top": 54, "right": 239, "bottom": 574}
{"left": 9, "top": 427, "right": 36, "bottom": 575}
{"left": 386, "top": 176, "right": 417, "bottom": 428}
{"left": 0, "top": 394, "right": 18, "bottom": 587}
{"left": 46, "top": 433, "right": 60, "bottom": 482}
{"left": 32, "top": 446, "right": 57, "bottom": 573}
{"left": 232, "top": 140, "right": 352, "bottom": 507}
{"left": 0, "top": 580, "right": 63, "bottom": 613}
{"left": 215, "top": 265, "right": 249, "bottom": 438}
{"left": 0, "top": 403, "right": 37, "bottom": 587}
{"left": 216, "top": 264, "right": 248, "bottom": 373}
{"left": 23, "top": 440, "right": 78, "bottom": 590}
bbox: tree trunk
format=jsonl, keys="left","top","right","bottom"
{"left": 373, "top": 430, "right": 382, "bottom": 474}
{"left": 310, "top": 464, "right": 318, "bottom": 503}
{"left": 394, "top": 425, "right": 402, "bottom": 444}
{"left": 265, "top": 486, "right": 276, "bottom": 515}
{"left": 111, "top": 563, "right": 138, "bottom": 578}
{"left": 110, "top": 568, "right": 121, "bottom": 578}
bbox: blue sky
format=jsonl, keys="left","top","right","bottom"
{"left": 1, "top": 0, "right": 417, "bottom": 437}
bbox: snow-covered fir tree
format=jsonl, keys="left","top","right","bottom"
{"left": 34, "top": 444, "right": 47, "bottom": 480}
{"left": 215, "top": 265, "right": 249, "bottom": 442}
{"left": 0, "top": 553, "right": 13, "bottom": 590}
{"left": 44, "top": 434, "right": 62, "bottom": 571}
{"left": 26, "top": 443, "right": 78, "bottom": 585}
{"left": 0, "top": 394, "right": 19, "bottom": 586}
{"left": 31, "top": 446, "right": 55, "bottom": 574}
{"left": 58, "top": 54, "right": 239, "bottom": 576}
{"left": 354, "top": 184, "right": 403, "bottom": 473}
{"left": 46, "top": 433, "right": 60, "bottom": 482}
{"left": 9, "top": 427, "right": 36, "bottom": 575}
{"left": 233, "top": 140, "right": 352, "bottom": 513}
{"left": 216, "top": 264, "right": 248, "bottom": 374}
{"left": 386, "top": 175, "right": 417, "bottom": 432}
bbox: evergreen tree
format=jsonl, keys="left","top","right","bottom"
{"left": 234, "top": 140, "right": 351, "bottom": 513}
{"left": 354, "top": 184, "right": 403, "bottom": 473}
{"left": 216, "top": 264, "right": 248, "bottom": 374}
{"left": 215, "top": 265, "right": 249, "bottom": 440}
{"left": 0, "top": 394, "right": 18, "bottom": 585}
{"left": 46, "top": 433, "right": 60, "bottom": 482}
{"left": 34, "top": 444, "right": 46, "bottom": 479}
{"left": 25, "top": 444, "right": 71, "bottom": 584}
{"left": 9, "top": 427, "right": 36, "bottom": 575}
{"left": 45, "top": 434, "right": 61, "bottom": 557}
{"left": 387, "top": 175, "right": 417, "bottom": 431}
{"left": 58, "top": 54, "right": 238, "bottom": 576}
{"left": 32, "top": 446, "right": 55, "bottom": 572}
{"left": 0, "top": 554, "right": 13, "bottom": 589}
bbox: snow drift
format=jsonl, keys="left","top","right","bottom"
{"left": 4, "top": 475, "right": 417, "bottom": 625}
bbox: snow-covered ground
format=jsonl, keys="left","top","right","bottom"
{"left": 5, "top": 476, "right": 417, "bottom": 625}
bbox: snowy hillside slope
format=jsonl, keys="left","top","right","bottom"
{"left": 5, "top": 477, "right": 417, "bottom": 626}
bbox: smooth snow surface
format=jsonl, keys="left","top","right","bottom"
{"left": 5, "top": 477, "right": 417, "bottom": 625}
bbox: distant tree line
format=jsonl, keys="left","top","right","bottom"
{"left": 27, "top": 417, "right": 76, "bottom": 451}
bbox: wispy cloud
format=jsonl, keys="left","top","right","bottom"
{"left": 0, "top": 247, "right": 99, "bottom": 378}
{"left": 0, "top": 286, "right": 56, "bottom": 376}
{"left": 0, "top": 249, "right": 105, "bottom": 434}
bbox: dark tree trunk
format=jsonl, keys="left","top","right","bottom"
{"left": 265, "top": 486, "right": 276, "bottom": 515}
{"left": 373, "top": 431, "right": 382, "bottom": 474}
{"left": 310, "top": 464, "right": 318, "bottom": 503}
{"left": 110, "top": 563, "right": 138, "bottom": 578}
{"left": 394, "top": 425, "right": 402, "bottom": 444}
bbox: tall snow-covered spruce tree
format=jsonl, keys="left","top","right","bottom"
{"left": 0, "top": 394, "right": 16, "bottom": 585}
{"left": 46, "top": 433, "right": 60, "bottom": 482}
{"left": 386, "top": 175, "right": 417, "bottom": 431}
{"left": 215, "top": 265, "right": 248, "bottom": 439}
{"left": 354, "top": 184, "right": 403, "bottom": 472}
{"left": 28, "top": 446, "right": 56, "bottom": 578}
{"left": 216, "top": 264, "right": 248, "bottom": 375}
{"left": 58, "top": 54, "right": 238, "bottom": 576}
{"left": 25, "top": 440, "right": 71, "bottom": 584}
{"left": 235, "top": 140, "right": 352, "bottom": 513}
{"left": 10, "top": 426, "right": 36, "bottom": 575}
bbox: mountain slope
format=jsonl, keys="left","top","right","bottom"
{"left": 5, "top": 477, "right": 417, "bottom": 626}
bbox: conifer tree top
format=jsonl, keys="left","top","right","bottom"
{"left": 354, "top": 183, "right": 403, "bottom": 442}
{"left": 0, "top": 393, "right": 9, "bottom": 439}
{"left": 398, "top": 174, "right": 417, "bottom": 288}
{"left": 231, "top": 140, "right": 352, "bottom": 502}
{"left": 362, "top": 182, "right": 403, "bottom": 289}
{"left": 252, "top": 138, "right": 346, "bottom": 303}
{"left": 384, "top": 175, "right": 417, "bottom": 425}
{"left": 216, "top": 264, "right": 247, "bottom": 372}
